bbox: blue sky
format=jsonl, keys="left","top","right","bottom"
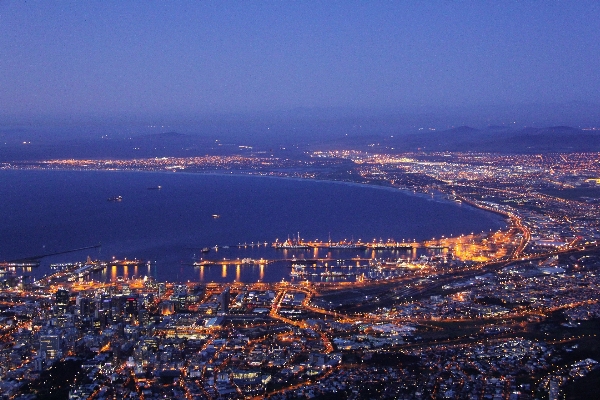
{"left": 1, "top": 1, "right": 599, "bottom": 121}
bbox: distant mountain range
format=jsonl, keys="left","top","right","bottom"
{"left": 318, "top": 126, "right": 600, "bottom": 153}
{"left": 0, "top": 131, "right": 229, "bottom": 161}
{"left": 0, "top": 124, "right": 598, "bottom": 162}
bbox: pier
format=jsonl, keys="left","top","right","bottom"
{"left": 191, "top": 257, "right": 383, "bottom": 267}
{"left": 0, "top": 244, "right": 102, "bottom": 270}
{"left": 271, "top": 240, "right": 421, "bottom": 250}
{"left": 195, "top": 237, "right": 449, "bottom": 253}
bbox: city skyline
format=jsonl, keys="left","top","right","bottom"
{"left": 2, "top": 2, "right": 600, "bottom": 399}
{"left": 2, "top": 149, "right": 600, "bottom": 399}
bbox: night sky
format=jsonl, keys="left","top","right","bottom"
{"left": 1, "top": 1, "right": 599, "bottom": 123}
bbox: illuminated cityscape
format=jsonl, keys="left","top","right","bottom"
{"left": 1, "top": 2, "right": 600, "bottom": 399}
{"left": 1, "top": 150, "right": 599, "bottom": 399}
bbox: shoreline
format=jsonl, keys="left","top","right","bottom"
{"left": 0, "top": 164, "right": 509, "bottom": 227}
{"left": 0, "top": 167, "right": 511, "bottom": 284}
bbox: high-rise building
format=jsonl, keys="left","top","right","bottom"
{"left": 55, "top": 289, "right": 69, "bottom": 314}
{"left": 125, "top": 297, "right": 138, "bottom": 319}
{"left": 138, "top": 308, "right": 149, "bottom": 327}
{"left": 39, "top": 334, "right": 61, "bottom": 362}
{"left": 219, "top": 286, "right": 230, "bottom": 314}
{"left": 173, "top": 294, "right": 187, "bottom": 312}
{"left": 76, "top": 296, "right": 92, "bottom": 317}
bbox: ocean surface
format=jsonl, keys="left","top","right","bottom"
{"left": 0, "top": 170, "right": 506, "bottom": 283}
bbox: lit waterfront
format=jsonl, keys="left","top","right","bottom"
{"left": 1, "top": 151, "right": 600, "bottom": 399}
{"left": 2, "top": 232, "right": 599, "bottom": 399}
{"left": 0, "top": 168, "right": 505, "bottom": 282}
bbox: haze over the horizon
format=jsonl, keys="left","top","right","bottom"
{"left": 1, "top": 1, "right": 600, "bottom": 133}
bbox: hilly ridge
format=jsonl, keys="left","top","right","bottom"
{"left": 321, "top": 126, "right": 599, "bottom": 153}
{"left": 0, "top": 124, "right": 598, "bottom": 162}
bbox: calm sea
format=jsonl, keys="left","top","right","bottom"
{"left": 0, "top": 170, "right": 505, "bottom": 283}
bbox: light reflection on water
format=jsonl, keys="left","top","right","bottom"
{"left": 69, "top": 246, "right": 447, "bottom": 283}
{"left": 0, "top": 169, "right": 505, "bottom": 283}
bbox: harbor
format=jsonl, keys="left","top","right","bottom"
{"left": 0, "top": 169, "right": 506, "bottom": 284}
{"left": 269, "top": 233, "right": 445, "bottom": 250}
{"left": 0, "top": 225, "right": 514, "bottom": 285}
{"left": 179, "top": 233, "right": 455, "bottom": 283}
{"left": 195, "top": 236, "right": 448, "bottom": 252}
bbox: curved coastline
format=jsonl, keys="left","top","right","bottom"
{"left": 0, "top": 168, "right": 509, "bottom": 282}
{"left": 1, "top": 165, "right": 509, "bottom": 230}
{"left": 196, "top": 170, "right": 510, "bottom": 225}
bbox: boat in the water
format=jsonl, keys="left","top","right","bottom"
{"left": 107, "top": 196, "right": 123, "bottom": 202}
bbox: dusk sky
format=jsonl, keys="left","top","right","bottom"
{"left": 1, "top": 1, "right": 599, "bottom": 122}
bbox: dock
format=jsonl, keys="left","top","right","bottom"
{"left": 189, "top": 257, "right": 376, "bottom": 267}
